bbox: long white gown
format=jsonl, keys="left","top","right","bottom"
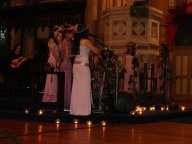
{"left": 70, "top": 45, "right": 91, "bottom": 116}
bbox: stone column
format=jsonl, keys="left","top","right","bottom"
{"left": 106, "top": 0, "right": 110, "bottom": 9}
{"left": 85, "top": 0, "right": 97, "bottom": 34}
{"left": 121, "top": 0, "right": 127, "bottom": 6}
{"left": 113, "top": 0, "right": 121, "bottom": 7}
{"left": 126, "top": 0, "right": 135, "bottom": 7}
{"left": 109, "top": 0, "right": 113, "bottom": 8}
{"left": 97, "top": 0, "right": 106, "bottom": 35}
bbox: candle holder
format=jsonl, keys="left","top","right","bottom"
{"left": 166, "top": 106, "right": 169, "bottom": 111}
{"left": 149, "top": 106, "right": 155, "bottom": 111}
{"left": 38, "top": 109, "right": 44, "bottom": 115}
{"left": 74, "top": 123, "right": 78, "bottom": 129}
{"left": 86, "top": 120, "right": 93, "bottom": 127}
{"left": 130, "top": 111, "right": 135, "bottom": 115}
{"left": 160, "top": 107, "right": 165, "bottom": 111}
{"left": 138, "top": 111, "right": 143, "bottom": 115}
{"left": 24, "top": 108, "right": 29, "bottom": 114}
{"left": 55, "top": 119, "right": 60, "bottom": 124}
{"left": 73, "top": 119, "right": 79, "bottom": 124}
{"left": 180, "top": 106, "right": 185, "bottom": 111}
{"left": 101, "top": 121, "right": 107, "bottom": 126}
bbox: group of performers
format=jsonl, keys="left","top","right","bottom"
{"left": 42, "top": 24, "right": 100, "bottom": 116}
{"left": 6, "top": 23, "right": 144, "bottom": 116}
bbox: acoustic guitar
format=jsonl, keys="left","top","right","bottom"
{"left": 10, "top": 56, "right": 27, "bottom": 68}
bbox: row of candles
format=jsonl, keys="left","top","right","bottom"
{"left": 55, "top": 118, "right": 107, "bottom": 127}
{"left": 23, "top": 109, "right": 107, "bottom": 127}
{"left": 24, "top": 105, "right": 186, "bottom": 116}
{"left": 23, "top": 105, "right": 186, "bottom": 126}
{"left": 130, "top": 105, "right": 186, "bottom": 115}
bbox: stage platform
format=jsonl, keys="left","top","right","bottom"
{"left": 0, "top": 108, "right": 192, "bottom": 124}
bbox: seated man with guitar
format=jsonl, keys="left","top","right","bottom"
{"left": 10, "top": 56, "right": 27, "bottom": 69}
{"left": 8, "top": 44, "right": 28, "bottom": 71}
{"left": 7, "top": 43, "right": 30, "bottom": 88}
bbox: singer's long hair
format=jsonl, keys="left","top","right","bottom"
{"left": 73, "top": 26, "right": 88, "bottom": 54}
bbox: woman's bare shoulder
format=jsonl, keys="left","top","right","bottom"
{"left": 80, "top": 39, "right": 91, "bottom": 45}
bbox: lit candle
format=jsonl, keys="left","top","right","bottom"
{"left": 142, "top": 107, "right": 147, "bottom": 111}
{"left": 135, "top": 106, "right": 143, "bottom": 114}
{"left": 161, "top": 107, "right": 165, "bottom": 111}
{"left": 101, "top": 121, "right": 107, "bottom": 126}
{"left": 138, "top": 111, "right": 143, "bottom": 115}
{"left": 149, "top": 106, "right": 155, "bottom": 111}
{"left": 86, "top": 120, "right": 92, "bottom": 127}
{"left": 73, "top": 119, "right": 79, "bottom": 124}
{"left": 24, "top": 109, "right": 29, "bottom": 114}
{"left": 56, "top": 124, "right": 60, "bottom": 130}
{"left": 74, "top": 123, "right": 78, "bottom": 129}
{"left": 180, "top": 106, "right": 185, "bottom": 111}
{"left": 55, "top": 119, "right": 60, "bottom": 124}
{"left": 38, "top": 109, "right": 44, "bottom": 115}
{"left": 130, "top": 111, "right": 135, "bottom": 115}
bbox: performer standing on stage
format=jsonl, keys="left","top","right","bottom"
{"left": 42, "top": 26, "right": 63, "bottom": 102}
{"left": 60, "top": 27, "right": 76, "bottom": 111}
{"left": 122, "top": 42, "right": 139, "bottom": 92}
{"left": 70, "top": 24, "right": 100, "bottom": 116}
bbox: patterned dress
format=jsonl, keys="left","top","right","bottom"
{"left": 42, "top": 43, "right": 60, "bottom": 102}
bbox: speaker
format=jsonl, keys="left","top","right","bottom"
{"left": 114, "top": 92, "right": 136, "bottom": 113}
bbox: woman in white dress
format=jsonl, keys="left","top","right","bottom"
{"left": 70, "top": 24, "right": 100, "bottom": 116}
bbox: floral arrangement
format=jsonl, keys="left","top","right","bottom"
{"left": 90, "top": 46, "right": 121, "bottom": 112}
{"left": 159, "top": 43, "right": 175, "bottom": 101}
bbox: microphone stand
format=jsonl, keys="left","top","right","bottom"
{"left": 89, "top": 34, "right": 117, "bottom": 124}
